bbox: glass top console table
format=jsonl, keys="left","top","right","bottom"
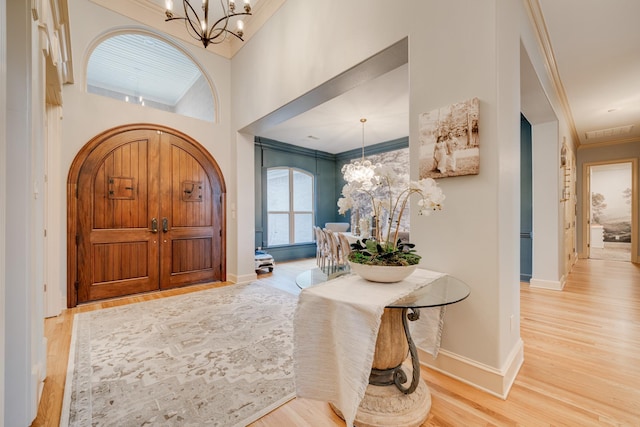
{"left": 295, "top": 267, "right": 471, "bottom": 427}
{"left": 296, "top": 267, "right": 470, "bottom": 309}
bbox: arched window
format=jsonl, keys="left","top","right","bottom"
{"left": 86, "top": 33, "right": 216, "bottom": 122}
{"left": 267, "top": 168, "right": 314, "bottom": 246}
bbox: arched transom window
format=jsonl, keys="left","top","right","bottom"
{"left": 86, "top": 33, "right": 215, "bottom": 122}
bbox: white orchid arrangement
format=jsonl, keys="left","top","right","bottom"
{"left": 338, "top": 163, "right": 445, "bottom": 265}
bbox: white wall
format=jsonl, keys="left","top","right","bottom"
{"left": 57, "top": 0, "right": 236, "bottom": 307}
{"left": 531, "top": 121, "right": 562, "bottom": 286}
{"left": 31, "top": 2, "right": 47, "bottom": 409}
{"left": 175, "top": 75, "right": 215, "bottom": 122}
{"left": 4, "top": 0, "right": 46, "bottom": 424}
{"left": 231, "top": 0, "right": 528, "bottom": 395}
{"left": 0, "top": 0, "right": 6, "bottom": 423}
{"left": 45, "top": 105, "right": 64, "bottom": 316}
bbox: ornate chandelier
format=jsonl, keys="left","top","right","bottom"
{"left": 341, "top": 118, "right": 377, "bottom": 189}
{"left": 165, "top": 0, "right": 252, "bottom": 48}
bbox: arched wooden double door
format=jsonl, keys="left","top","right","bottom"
{"left": 68, "top": 125, "right": 225, "bottom": 307}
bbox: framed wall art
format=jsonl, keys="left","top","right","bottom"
{"left": 419, "top": 97, "right": 479, "bottom": 179}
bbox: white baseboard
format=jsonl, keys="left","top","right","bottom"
{"left": 419, "top": 338, "right": 524, "bottom": 399}
{"left": 227, "top": 272, "right": 258, "bottom": 284}
{"left": 529, "top": 277, "right": 565, "bottom": 291}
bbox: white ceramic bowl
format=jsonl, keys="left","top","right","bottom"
{"left": 348, "top": 261, "right": 416, "bottom": 283}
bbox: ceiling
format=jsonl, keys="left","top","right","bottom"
{"left": 90, "top": 0, "right": 640, "bottom": 152}
{"left": 537, "top": 0, "right": 640, "bottom": 147}
{"left": 259, "top": 0, "right": 640, "bottom": 151}
{"left": 257, "top": 64, "right": 409, "bottom": 154}
{"left": 87, "top": 33, "right": 203, "bottom": 105}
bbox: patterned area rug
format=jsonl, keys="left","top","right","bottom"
{"left": 60, "top": 283, "right": 296, "bottom": 426}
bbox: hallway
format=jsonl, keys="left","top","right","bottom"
{"left": 590, "top": 242, "right": 632, "bottom": 262}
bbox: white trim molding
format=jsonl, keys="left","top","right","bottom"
{"left": 419, "top": 338, "right": 524, "bottom": 400}
{"left": 523, "top": 0, "right": 580, "bottom": 147}
{"left": 0, "top": 0, "right": 7, "bottom": 419}
{"left": 530, "top": 276, "right": 565, "bottom": 291}
{"left": 227, "top": 272, "right": 258, "bottom": 284}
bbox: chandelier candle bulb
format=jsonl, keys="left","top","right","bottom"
{"left": 165, "top": 0, "right": 173, "bottom": 11}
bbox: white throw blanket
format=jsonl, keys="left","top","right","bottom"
{"left": 293, "top": 268, "right": 446, "bottom": 427}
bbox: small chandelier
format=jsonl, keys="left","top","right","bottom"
{"left": 341, "top": 118, "right": 377, "bottom": 188}
{"left": 165, "top": 0, "right": 252, "bottom": 48}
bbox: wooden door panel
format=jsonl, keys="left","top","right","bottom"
{"left": 169, "top": 145, "right": 213, "bottom": 227}
{"left": 159, "top": 133, "right": 222, "bottom": 289}
{"left": 169, "top": 236, "right": 214, "bottom": 287}
{"left": 92, "top": 241, "right": 149, "bottom": 282}
{"left": 77, "top": 131, "right": 160, "bottom": 303}
{"left": 93, "top": 140, "right": 149, "bottom": 229}
{"left": 171, "top": 237, "right": 213, "bottom": 273}
{"left": 88, "top": 239, "right": 156, "bottom": 301}
{"left": 70, "top": 125, "right": 225, "bottom": 306}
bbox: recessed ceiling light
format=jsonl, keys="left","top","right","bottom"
{"left": 307, "top": 135, "right": 319, "bottom": 140}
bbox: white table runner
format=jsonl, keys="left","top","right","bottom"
{"left": 293, "top": 268, "right": 446, "bottom": 427}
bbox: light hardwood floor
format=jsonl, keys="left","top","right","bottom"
{"left": 32, "top": 258, "right": 640, "bottom": 426}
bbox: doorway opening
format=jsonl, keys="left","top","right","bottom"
{"left": 520, "top": 114, "right": 532, "bottom": 282}
{"left": 588, "top": 162, "right": 633, "bottom": 262}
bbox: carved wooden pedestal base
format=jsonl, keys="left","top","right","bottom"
{"left": 331, "top": 308, "right": 432, "bottom": 426}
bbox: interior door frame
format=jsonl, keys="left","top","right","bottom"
{"left": 581, "top": 158, "right": 638, "bottom": 263}
{"left": 67, "top": 123, "right": 227, "bottom": 307}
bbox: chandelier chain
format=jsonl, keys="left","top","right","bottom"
{"left": 360, "top": 118, "right": 366, "bottom": 161}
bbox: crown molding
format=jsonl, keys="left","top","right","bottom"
{"left": 524, "top": 0, "right": 581, "bottom": 147}
{"left": 335, "top": 137, "right": 408, "bottom": 162}
{"left": 577, "top": 136, "right": 640, "bottom": 150}
{"left": 33, "top": 0, "right": 74, "bottom": 103}
{"left": 255, "top": 137, "right": 336, "bottom": 161}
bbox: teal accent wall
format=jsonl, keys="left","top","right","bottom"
{"left": 255, "top": 136, "right": 408, "bottom": 262}
{"left": 255, "top": 138, "right": 337, "bottom": 261}
{"left": 520, "top": 114, "right": 533, "bottom": 282}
